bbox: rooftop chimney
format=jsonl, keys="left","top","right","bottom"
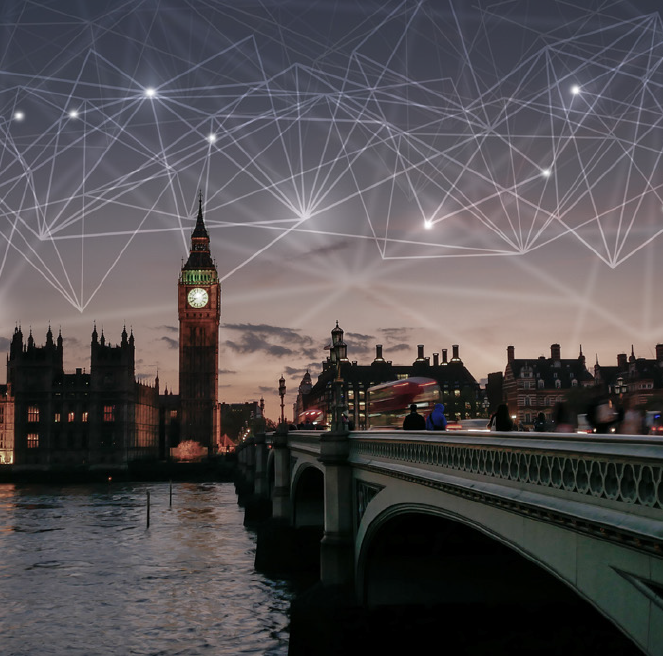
{"left": 415, "top": 344, "right": 425, "bottom": 362}
{"left": 451, "top": 344, "right": 460, "bottom": 362}
{"left": 551, "top": 344, "right": 561, "bottom": 361}
{"left": 617, "top": 353, "right": 627, "bottom": 370}
{"left": 656, "top": 344, "right": 663, "bottom": 363}
{"left": 507, "top": 345, "right": 515, "bottom": 363}
{"left": 433, "top": 353, "right": 439, "bottom": 366}
{"left": 442, "top": 349, "right": 448, "bottom": 365}
{"left": 374, "top": 344, "right": 385, "bottom": 362}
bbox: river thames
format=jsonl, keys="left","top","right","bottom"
{"left": 0, "top": 482, "right": 294, "bottom": 656}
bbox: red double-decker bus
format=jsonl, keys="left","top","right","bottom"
{"left": 367, "top": 377, "right": 440, "bottom": 429}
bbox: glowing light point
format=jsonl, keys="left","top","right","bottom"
{"left": 571, "top": 85, "right": 581, "bottom": 95}
{"left": 424, "top": 220, "right": 433, "bottom": 230}
{"left": 13, "top": 111, "right": 24, "bottom": 121}
{"left": 145, "top": 87, "right": 156, "bottom": 98}
{"left": 68, "top": 109, "right": 79, "bottom": 119}
{"left": 207, "top": 133, "right": 217, "bottom": 143}
{"left": 541, "top": 168, "right": 552, "bottom": 178}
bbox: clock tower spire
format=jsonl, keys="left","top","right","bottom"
{"left": 178, "top": 192, "right": 220, "bottom": 454}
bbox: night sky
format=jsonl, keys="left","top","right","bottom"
{"left": 1, "top": 0, "right": 662, "bottom": 419}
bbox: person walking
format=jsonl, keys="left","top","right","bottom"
{"left": 426, "top": 403, "right": 447, "bottom": 431}
{"left": 403, "top": 403, "right": 426, "bottom": 430}
{"left": 489, "top": 404, "right": 514, "bottom": 431}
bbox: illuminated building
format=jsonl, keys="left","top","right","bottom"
{"left": 0, "top": 383, "right": 14, "bottom": 464}
{"left": 6, "top": 325, "right": 159, "bottom": 469}
{"left": 502, "top": 344, "right": 594, "bottom": 428}
{"left": 297, "top": 323, "right": 480, "bottom": 429}
{"left": 177, "top": 194, "right": 221, "bottom": 453}
{"left": 595, "top": 345, "right": 663, "bottom": 406}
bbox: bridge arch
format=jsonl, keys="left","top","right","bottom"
{"left": 291, "top": 463, "right": 324, "bottom": 528}
{"left": 355, "top": 485, "right": 649, "bottom": 653}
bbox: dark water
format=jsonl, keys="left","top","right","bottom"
{"left": 0, "top": 482, "right": 293, "bottom": 656}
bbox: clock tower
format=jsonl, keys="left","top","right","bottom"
{"left": 178, "top": 193, "right": 220, "bottom": 452}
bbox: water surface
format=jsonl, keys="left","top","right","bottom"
{"left": 0, "top": 482, "right": 293, "bottom": 655}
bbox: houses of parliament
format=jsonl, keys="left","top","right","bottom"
{"left": 0, "top": 196, "right": 227, "bottom": 469}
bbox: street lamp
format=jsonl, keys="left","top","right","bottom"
{"left": 278, "top": 374, "right": 286, "bottom": 425}
{"left": 330, "top": 321, "right": 348, "bottom": 432}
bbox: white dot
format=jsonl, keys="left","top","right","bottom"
{"left": 68, "top": 110, "right": 79, "bottom": 119}
{"left": 208, "top": 133, "right": 216, "bottom": 143}
{"left": 424, "top": 220, "right": 433, "bottom": 230}
{"left": 145, "top": 87, "right": 156, "bottom": 98}
{"left": 571, "top": 85, "right": 580, "bottom": 95}
{"left": 14, "top": 111, "right": 24, "bottom": 121}
{"left": 541, "top": 169, "right": 551, "bottom": 178}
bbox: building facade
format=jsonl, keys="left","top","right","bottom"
{"left": 296, "top": 323, "right": 481, "bottom": 429}
{"left": 502, "top": 344, "right": 594, "bottom": 428}
{"left": 6, "top": 325, "right": 159, "bottom": 469}
{"left": 178, "top": 194, "right": 220, "bottom": 452}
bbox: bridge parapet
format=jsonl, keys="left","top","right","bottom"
{"left": 350, "top": 431, "right": 663, "bottom": 554}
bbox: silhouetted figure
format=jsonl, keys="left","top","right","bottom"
{"left": 533, "top": 412, "right": 546, "bottom": 432}
{"left": 489, "top": 404, "right": 513, "bottom": 431}
{"left": 403, "top": 403, "right": 426, "bottom": 430}
{"left": 552, "top": 401, "right": 576, "bottom": 433}
{"left": 620, "top": 397, "right": 645, "bottom": 435}
{"left": 426, "top": 403, "right": 447, "bottom": 431}
{"left": 587, "top": 394, "right": 621, "bottom": 434}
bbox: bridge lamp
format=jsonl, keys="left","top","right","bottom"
{"left": 278, "top": 375, "right": 286, "bottom": 425}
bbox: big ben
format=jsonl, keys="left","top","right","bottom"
{"left": 178, "top": 193, "right": 220, "bottom": 452}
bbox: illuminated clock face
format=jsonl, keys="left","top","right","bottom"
{"left": 187, "top": 287, "right": 209, "bottom": 308}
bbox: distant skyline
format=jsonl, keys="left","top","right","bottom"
{"left": 1, "top": 0, "right": 662, "bottom": 420}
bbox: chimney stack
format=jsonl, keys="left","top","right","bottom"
{"left": 374, "top": 344, "right": 384, "bottom": 362}
{"left": 507, "top": 345, "right": 515, "bottom": 363}
{"left": 451, "top": 344, "right": 460, "bottom": 361}
{"left": 551, "top": 344, "right": 561, "bottom": 361}
{"left": 433, "top": 353, "right": 439, "bottom": 366}
{"left": 617, "top": 353, "right": 627, "bottom": 370}
{"left": 415, "top": 345, "right": 425, "bottom": 362}
{"left": 442, "top": 349, "right": 448, "bottom": 364}
{"left": 656, "top": 344, "right": 663, "bottom": 362}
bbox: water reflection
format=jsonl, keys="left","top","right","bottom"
{"left": 0, "top": 482, "right": 292, "bottom": 656}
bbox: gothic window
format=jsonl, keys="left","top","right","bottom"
{"left": 27, "top": 433, "right": 39, "bottom": 449}
{"left": 82, "top": 411, "right": 89, "bottom": 422}
{"left": 103, "top": 405, "right": 115, "bottom": 422}
{"left": 68, "top": 411, "right": 75, "bottom": 423}
{"left": 27, "top": 406, "right": 39, "bottom": 422}
{"left": 54, "top": 413, "right": 61, "bottom": 423}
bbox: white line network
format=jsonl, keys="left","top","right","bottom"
{"left": 0, "top": 0, "right": 661, "bottom": 310}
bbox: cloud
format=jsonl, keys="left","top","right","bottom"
{"left": 222, "top": 323, "right": 317, "bottom": 359}
{"left": 0, "top": 337, "right": 10, "bottom": 352}
{"left": 160, "top": 336, "right": 178, "bottom": 349}
{"left": 156, "top": 325, "right": 178, "bottom": 334}
{"left": 386, "top": 342, "right": 410, "bottom": 353}
{"left": 218, "top": 368, "right": 236, "bottom": 375}
{"left": 258, "top": 385, "right": 274, "bottom": 393}
{"left": 378, "top": 327, "right": 413, "bottom": 343}
{"left": 64, "top": 337, "right": 85, "bottom": 350}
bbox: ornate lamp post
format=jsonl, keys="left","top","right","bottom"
{"left": 278, "top": 374, "right": 286, "bottom": 425}
{"left": 330, "top": 321, "right": 348, "bottom": 432}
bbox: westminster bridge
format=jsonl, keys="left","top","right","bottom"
{"left": 236, "top": 428, "right": 663, "bottom": 655}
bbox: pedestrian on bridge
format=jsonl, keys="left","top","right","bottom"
{"left": 426, "top": 403, "right": 447, "bottom": 431}
{"left": 403, "top": 403, "right": 426, "bottom": 430}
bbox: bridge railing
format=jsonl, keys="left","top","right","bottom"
{"left": 348, "top": 429, "right": 663, "bottom": 553}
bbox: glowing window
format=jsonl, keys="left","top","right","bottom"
{"left": 68, "top": 411, "right": 75, "bottom": 423}
{"left": 28, "top": 406, "right": 39, "bottom": 422}
{"left": 104, "top": 405, "right": 115, "bottom": 422}
{"left": 27, "top": 433, "right": 39, "bottom": 449}
{"left": 82, "top": 411, "right": 89, "bottom": 423}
